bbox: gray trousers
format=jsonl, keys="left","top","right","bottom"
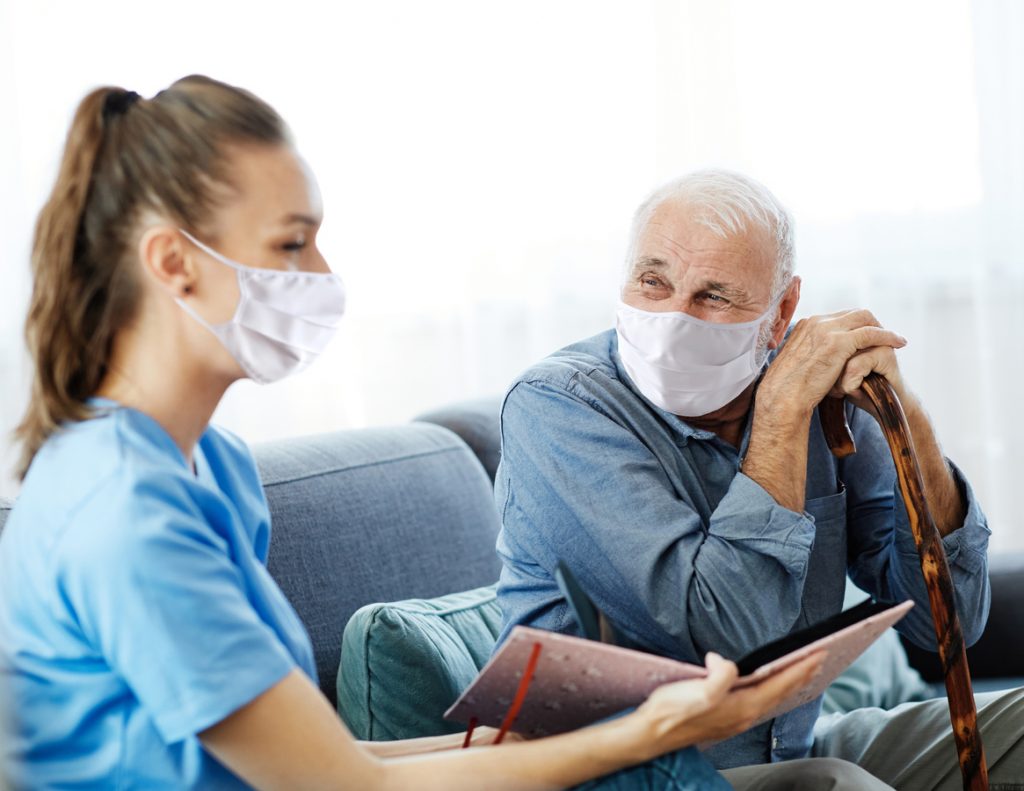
{"left": 811, "top": 687, "right": 1024, "bottom": 790}
{"left": 723, "top": 757, "right": 894, "bottom": 790}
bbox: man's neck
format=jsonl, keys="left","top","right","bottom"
{"left": 680, "top": 382, "right": 757, "bottom": 449}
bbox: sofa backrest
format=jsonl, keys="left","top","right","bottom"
{"left": 254, "top": 423, "right": 502, "bottom": 705}
{"left": 415, "top": 398, "right": 503, "bottom": 483}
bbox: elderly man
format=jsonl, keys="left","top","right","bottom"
{"left": 494, "top": 170, "right": 1024, "bottom": 788}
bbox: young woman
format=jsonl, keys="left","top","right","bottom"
{"left": 0, "top": 76, "right": 889, "bottom": 790}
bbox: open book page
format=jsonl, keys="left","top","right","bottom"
{"left": 444, "top": 599, "right": 913, "bottom": 738}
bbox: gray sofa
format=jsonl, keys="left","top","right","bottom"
{"left": 0, "top": 401, "right": 1020, "bottom": 708}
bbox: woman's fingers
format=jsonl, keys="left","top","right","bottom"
{"left": 702, "top": 652, "right": 740, "bottom": 702}
{"left": 746, "top": 651, "right": 827, "bottom": 708}
{"left": 642, "top": 654, "right": 738, "bottom": 720}
{"left": 637, "top": 650, "right": 828, "bottom": 753}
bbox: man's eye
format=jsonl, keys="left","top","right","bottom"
{"left": 282, "top": 240, "right": 306, "bottom": 252}
{"left": 702, "top": 293, "right": 729, "bottom": 304}
{"left": 641, "top": 276, "right": 663, "bottom": 287}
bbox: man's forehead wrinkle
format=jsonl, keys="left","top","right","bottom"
{"left": 643, "top": 218, "right": 757, "bottom": 260}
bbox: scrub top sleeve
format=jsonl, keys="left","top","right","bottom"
{"left": 55, "top": 471, "right": 297, "bottom": 745}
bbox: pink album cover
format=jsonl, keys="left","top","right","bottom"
{"left": 444, "top": 600, "right": 914, "bottom": 739}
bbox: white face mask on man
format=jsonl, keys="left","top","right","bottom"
{"left": 176, "top": 229, "right": 346, "bottom": 384}
{"left": 615, "top": 298, "right": 779, "bottom": 418}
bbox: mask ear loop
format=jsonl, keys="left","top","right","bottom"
{"left": 460, "top": 642, "right": 543, "bottom": 749}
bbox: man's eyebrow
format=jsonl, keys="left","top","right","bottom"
{"left": 281, "top": 213, "right": 321, "bottom": 227}
{"left": 700, "top": 280, "right": 748, "bottom": 299}
{"left": 632, "top": 256, "right": 669, "bottom": 271}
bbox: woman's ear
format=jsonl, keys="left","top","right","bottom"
{"left": 769, "top": 275, "right": 801, "bottom": 348}
{"left": 138, "top": 225, "right": 197, "bottom": 298}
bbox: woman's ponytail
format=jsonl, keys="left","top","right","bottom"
{"left": 16, "top": 87, "right": 131, "bottom": 479}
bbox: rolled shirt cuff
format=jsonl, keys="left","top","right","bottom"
{"left": 892, "top": 458, "right": 990, "bottom": 574}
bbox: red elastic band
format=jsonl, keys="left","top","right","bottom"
{"left": 461, "top": 717, "right": 478, "bottom": 749}
{"left": 494, "top": 642, "right": 543, "bottom": 745}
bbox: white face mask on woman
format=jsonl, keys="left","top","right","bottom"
{"left": 176, "top": 229, "right": 346, "bottom": 384}
{"left": 615, "top": 299, "right": 778, "bottom": 418}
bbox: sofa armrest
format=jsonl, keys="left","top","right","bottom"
{"left": 901, "top": 551, "right": 1024, "bottom": 683}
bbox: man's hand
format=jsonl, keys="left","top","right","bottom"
{"left": 758, "top": 309, "right": 908, "bottom": 421}
{"left": 742, "top": 308, "right": 965, "bottom": 535}
{"left": 741, "top": 309, "right": 907, "bottom": 512}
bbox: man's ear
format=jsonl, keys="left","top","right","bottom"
{"left": 137, "top": 225, "right": 197, "bottom": 298}
{"left": 768, "top": 275, "right": 801, "bottom": 349}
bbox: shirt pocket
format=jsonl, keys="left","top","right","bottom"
{"left": 796, "top": 487, "right": 848, "bottom": 629}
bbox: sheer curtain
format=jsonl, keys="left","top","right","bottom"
{"left": 1, "top": 0, "right": 1020, "bottom": 549}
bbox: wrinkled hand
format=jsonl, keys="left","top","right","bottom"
{"left": 758, "top": 309, "right": 908, "bottom": 420}
{"left": 636, "top": 651, "right": 825, "bottom": 754}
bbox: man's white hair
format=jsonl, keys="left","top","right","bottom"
{"left": 627, "top": 169, "right": 795, "bottom": 300}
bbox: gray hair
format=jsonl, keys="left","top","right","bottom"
{"left": 626, "top": 169, "right": 795, "bottom": 300}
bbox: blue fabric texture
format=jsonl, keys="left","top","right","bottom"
{"left": 254, "top": 424, "right": 502, "bottom": 706}
{"left": 337, "top": 584, "right": 502, "bottom": 740}
{"left": 573, "top": 746, "right": 731, "bottom": 791}
{"left": 0, "top": 402, "right": 316, "bottom": 789}
{"left": 494, "top": 329, "right": 992, "bottom": 770}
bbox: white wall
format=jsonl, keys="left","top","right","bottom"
{"left": 2, "top": 0, "right": 1021, "bottom": 550}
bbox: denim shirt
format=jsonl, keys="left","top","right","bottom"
{"left": 493, "top": 329, "right": 991, "bottom": 770}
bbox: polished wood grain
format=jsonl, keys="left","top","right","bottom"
{"left": 819, "top": 374, "right": 988, "bottom": 791}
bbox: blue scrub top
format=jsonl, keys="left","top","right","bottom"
{"left": 0, "top": 401, "right": 318, "bottom": 789}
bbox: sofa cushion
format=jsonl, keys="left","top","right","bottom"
{"left": 415, "top": 398, "right": 502, "bottom": 483}
{"left": 254, "top": 425, "right": 501, "bottom": 706}
{"left": 337, "top": 584, "right": 501, "bottom": 740}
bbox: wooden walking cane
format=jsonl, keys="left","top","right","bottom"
{"left": 818, "top": 373, "right": 989, "bottom": 791}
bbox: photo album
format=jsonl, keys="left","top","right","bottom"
{"left": 445, "top": 563, "right": 913, "bottom": 738}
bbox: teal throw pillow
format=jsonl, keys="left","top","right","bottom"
{"left": 337, "top": 584, "right": 502, "bottom": 741}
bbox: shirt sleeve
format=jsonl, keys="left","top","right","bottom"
{"left": 843, "top": 405, "right": 992, "bottom": 649}
{"left": 497, "top": 377, "right": 817, "bottom": 662}
{"left": 54, "top": 469, "right": 297, "bottom": 744}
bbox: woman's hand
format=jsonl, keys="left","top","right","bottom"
{"left": 200, "top": 657, "right": 825, "bottom": 791}
{"left": 631, "top": 650, "right": 826, "bottom": 758}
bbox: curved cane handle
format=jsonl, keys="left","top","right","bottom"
{"left": 820, "top": 375, "right": 988, "bottom": 791}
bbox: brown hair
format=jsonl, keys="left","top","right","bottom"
{"left": 15, "top": 75, "right": 289, "bottom": 478}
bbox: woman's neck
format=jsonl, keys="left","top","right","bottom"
{"left": 96, "top": 324, "right": 233, "bottom": 468}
